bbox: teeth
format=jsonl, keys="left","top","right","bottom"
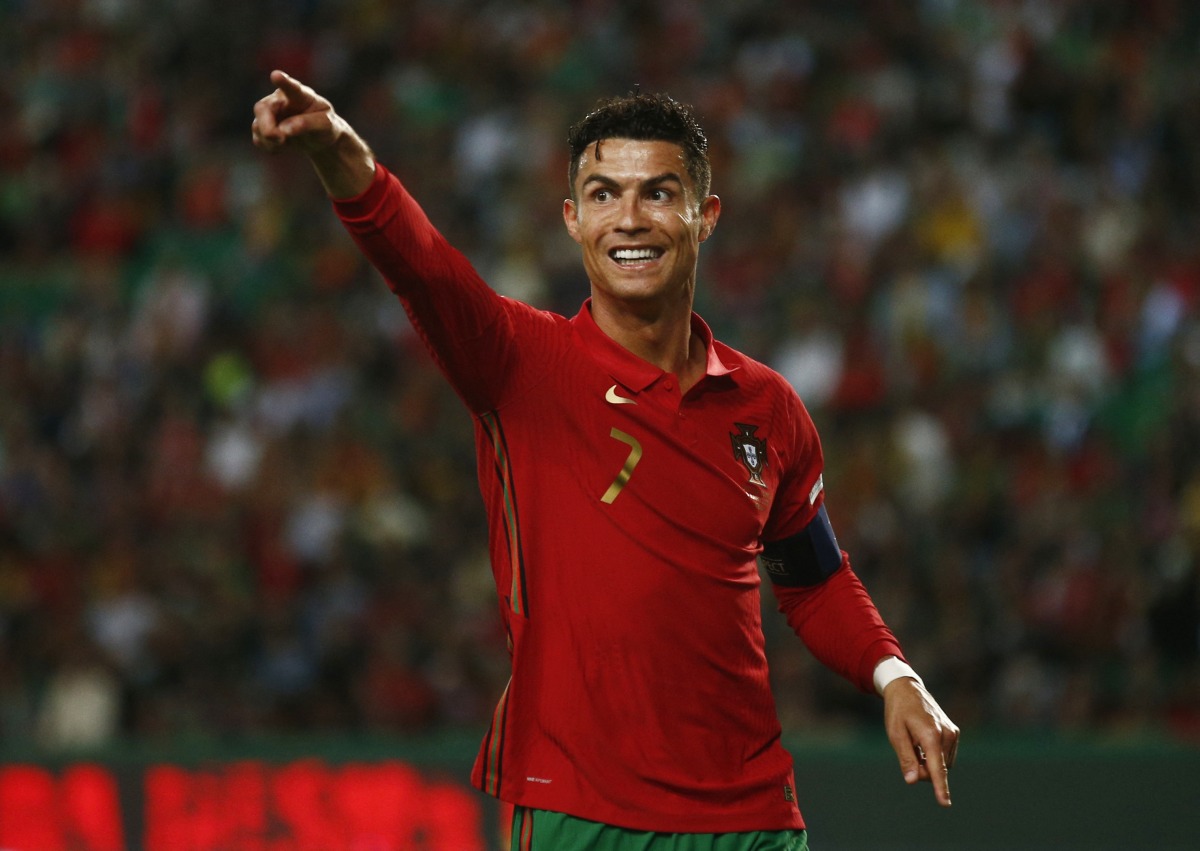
{"left": 611, "top": 248, "right": 661, "bottom": 263}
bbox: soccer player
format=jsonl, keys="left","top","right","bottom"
{"left": 252, "top": 70, "right": 959, "bottom": 851}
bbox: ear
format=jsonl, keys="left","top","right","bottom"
{"left": 563, "top": 198, "right": 582, "bottom": 244}
{"left": 698, "top": 194, "right": 721, "bottom": 243}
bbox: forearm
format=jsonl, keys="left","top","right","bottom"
{"left": 774, "top": 562, "right": 904, "bottom": 692}
{"left": 308, "top": 129, "right": 376, "bottom": 200}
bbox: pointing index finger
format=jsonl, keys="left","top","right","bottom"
{"left": 925, "top": 740, "right": 952, "bottom": 807}
{"left": 270, "top": 70, "right": 311, "bottom": 108}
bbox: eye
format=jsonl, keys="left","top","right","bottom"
{"left": 648, "top": 188, "right": 672, "bottom": 202}
{"left": 592, "top": 188, "right": 613, "bottom": 203}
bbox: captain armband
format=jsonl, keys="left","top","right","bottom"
{"left": 760, "top": 505, "right": 843, "bottom": 587}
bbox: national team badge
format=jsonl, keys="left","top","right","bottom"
{"left": 731, "top": 422, "right": 768, "bottom": 487}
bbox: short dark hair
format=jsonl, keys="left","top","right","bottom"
{"left": 567, "top": 92, "right": 711, "bottom": 203}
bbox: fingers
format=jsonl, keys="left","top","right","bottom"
{"left": 251, "top": 70, "right": 319, "bottom": 152}
{"left": 269, "top": 69, "right": 311, "bottom": 105}
{"left": 893, "top": 733, "right": 923, "bottom": 787}
{"left": 915, "top": 719, "right": 960, "bottom": 807}
{"left": 883, "top": 679, "right": 959, "bottom": 808}
{"left": 251, "top": 91, "right": 288, "bottom": 150}
{"left": 895, "top": 732, "right": 951, "bottom": 806}
{"left": 919, "top": 735, "right": 952, "bottom": 808}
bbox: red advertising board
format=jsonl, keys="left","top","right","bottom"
{"left": 0, "top": 759, "right": 490, "bottom": 851}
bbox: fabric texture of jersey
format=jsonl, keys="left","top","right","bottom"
{"left": 334, "top": 165, "right": 905, "bottom": 833}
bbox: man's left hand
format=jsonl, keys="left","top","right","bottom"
{"left": 882, "top": 677, "right": 960, "bottom": 807}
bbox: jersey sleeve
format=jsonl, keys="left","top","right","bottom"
{"left": 763, "top": 385, "right": 905, "bottom": 693}
{"left": 332, "top": 164, "right": 537, "bottom": 413}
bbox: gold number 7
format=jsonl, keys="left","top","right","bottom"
{"left": 601, "top": 428, "right": 643, "bottom": 504}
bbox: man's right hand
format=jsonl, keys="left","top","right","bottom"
{"left": 251, "top": 70, "right": 375, "bottom": 199}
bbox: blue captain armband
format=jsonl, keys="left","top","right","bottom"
{"left": 760, "top": 505, "right": 843, "bottom": 587}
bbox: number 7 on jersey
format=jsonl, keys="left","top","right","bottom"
{"left": 601, "top": 428, "right": 642, "bottom": 504}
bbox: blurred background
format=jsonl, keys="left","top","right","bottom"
{"left": 1, "top": 0, "right": 1199, "bottom": 848}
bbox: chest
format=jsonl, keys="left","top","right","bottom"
{"left": 504, "top": 356, "right": 790, "bottom": 555}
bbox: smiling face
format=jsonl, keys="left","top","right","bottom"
{"left": 563, "top": 138, "right": 720, "bottom": 316}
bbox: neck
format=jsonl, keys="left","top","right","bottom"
{"left": 590, "top": 295, "right": 707, "bottom": 392}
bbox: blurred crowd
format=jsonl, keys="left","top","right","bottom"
{"left": 1, "top": 0, "right": 1199, "bottom": 752}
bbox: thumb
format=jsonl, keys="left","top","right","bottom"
{"left": 897, "top": 740, "right": 923, "bottom": 785}
{"left": 887, "top": 720, "right": 924, "bottom": 784}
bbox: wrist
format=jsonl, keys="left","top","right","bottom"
{"left": 309, "top": 128, "right": 376, "bottom": 200}
{"left": 873, "top": 655, "right": 923, "bottom": 696}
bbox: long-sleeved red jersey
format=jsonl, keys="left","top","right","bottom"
{"left": 333, "top": 165, "right": 905, "bottom": 833}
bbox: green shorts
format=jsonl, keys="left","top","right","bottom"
{"left": 510, "top": 806, "right": 809, "bottom": 851}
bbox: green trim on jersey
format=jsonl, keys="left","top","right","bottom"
{"left": 481, "top": 678, "right": 511, "bottom": 797}
{"left": 510, "top": 806, "right": 809, "bottom": 851}
{"left": 479, "top": 411, "right": 528, "bottom": 616}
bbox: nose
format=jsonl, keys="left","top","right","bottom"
{"left": 615, "top": 194, "right": 648, "bottom": 234}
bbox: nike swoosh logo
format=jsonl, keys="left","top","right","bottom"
{"left": 605, "top": 385, "right": 637, "bottom": 405}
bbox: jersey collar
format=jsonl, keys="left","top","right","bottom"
{"left": 570, "top": 298, "right": 740, "bottom": 393}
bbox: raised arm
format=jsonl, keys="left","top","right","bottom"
{"left": 251, "top": 69, "right": 375, "bottom": 199}
{"left": 249, "top": 70, "right": 536, "bottom": 414}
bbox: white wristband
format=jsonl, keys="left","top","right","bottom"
{"left": 873, "top": 656, "right": 923, "bottom": 696}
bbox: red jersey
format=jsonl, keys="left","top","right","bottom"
{"left": 335, "top": 165, "right": 904, "bottom": 833}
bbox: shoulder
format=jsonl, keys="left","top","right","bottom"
{"left": 715, "top": 338, "right": 803, "bottom": 404}
{"left": 713, "top": 337, "right": 820, "bottom": 451}
{"left": 499, "top": 295, "right": 573, "bottom": 331}
{"left": 493, "top": 296, "right": 577, "bottom": 371}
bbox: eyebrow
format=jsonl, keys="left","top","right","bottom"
{"left": 580, "top": 171, "right": 686, "bottom": 192}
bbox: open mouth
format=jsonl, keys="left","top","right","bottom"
{"left": 609, "top": 247, "right": 664, "bottom": 265}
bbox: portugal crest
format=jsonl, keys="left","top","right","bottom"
{"left": 731, "top": 422, "right": 768, "bottom": 487}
